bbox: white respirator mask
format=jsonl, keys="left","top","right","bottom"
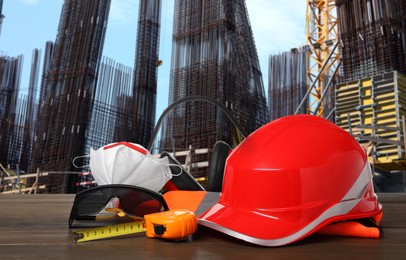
{"left": 86, "top": 142, "right": 179, "bottom": 193}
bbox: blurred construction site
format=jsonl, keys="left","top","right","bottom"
{"left": 1, "top": 0, "right": 406, "bottom": 193}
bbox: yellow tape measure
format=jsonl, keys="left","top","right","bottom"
{"left": 73, "top": 220, "right": 146, "bottom": 243}
{"left": 72, "top": 209, "right": 197, "bottom": 243}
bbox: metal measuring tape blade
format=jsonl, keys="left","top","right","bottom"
{"left": 73, "top": 220, "right": 146, "bottom": 243}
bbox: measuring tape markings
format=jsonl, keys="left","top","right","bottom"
{"left": 73, "top": 220, "right": 147, "bottom": 243}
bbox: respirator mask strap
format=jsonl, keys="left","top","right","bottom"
{"left": 167, "top": 163, "right": 183, "bottom": 176}
{"left": 72, "top": 155, "right": 90, "bottom": 169}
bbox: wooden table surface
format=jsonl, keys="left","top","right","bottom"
{"left": 0, "top": 193, "right": 405, "bottom": 259}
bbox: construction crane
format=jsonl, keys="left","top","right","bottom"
{"left": 305, "top": 0, "right": 340, "bottom": 117}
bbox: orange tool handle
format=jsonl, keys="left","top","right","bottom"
{"left": 144, "top": 209, "right": 197, "bottom": 240}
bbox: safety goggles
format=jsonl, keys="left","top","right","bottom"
{"left": 69, "top": 184, "right": 169, "bottom": 228}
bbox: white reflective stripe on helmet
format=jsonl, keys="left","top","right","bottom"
{"left": 342, "top": 161, "right": 373, "bottom": 201}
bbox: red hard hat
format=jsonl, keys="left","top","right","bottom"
{"left": 198, "top": 115, "right": 382, "bottom": 246}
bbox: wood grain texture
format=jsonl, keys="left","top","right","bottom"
{"left": 0, "top": 193, "right": 405, "bottom": 259}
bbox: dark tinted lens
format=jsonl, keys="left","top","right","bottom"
{"left": 117, "top": 188, "right": 168, "bottom": 217}
{"left": 69, "top": 185, "right": 168, "bottom": 227}
{"left": 75, "top": 188, "right": 116, "bottom": 216}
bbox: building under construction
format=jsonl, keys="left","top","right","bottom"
{"left": 0, "top": 55, "right": 23, "bottom": 168}
{"left": 268, "top": 46, "right": 308, "bottom": 121}
{"left": 3, "top": 0, "right": 406, "bottom": 192}
{"left": 337, "top": 0, "right": 405, "bottom": 82}
{"left": 30, "top": 0, "right": 112, "bottom": 193}
{"left": 86, "top": 0, "right": 162, "bottom": 151}
{"left": 1, "top": 0, "right": 164, "bottom": 193}
{"left": 84, "top": 56, "right": 134, "bottom": 154}
{"left": 268, "top": 0, "right": 341, "bottom": 120}
{"left": 131, "top": 0, "right": 162, "bottom": 148}
{"left": 268, "top": 0, "right": 405, "bottom": 122}
{"left": 265, "top": 0, "right": 405, "bottom": 190}
{"left": 159, "top": 0, "right": 269, "bottom": 178}
{"left": 334, "top": 0, "right": 406, "bottom": 187}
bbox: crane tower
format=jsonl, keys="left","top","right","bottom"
{"left": 306, "top": 0, "right": 340, "bottom": 117}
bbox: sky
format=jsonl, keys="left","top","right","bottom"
{"left": 0, "top": 0, "right": 307, "bottom": 120}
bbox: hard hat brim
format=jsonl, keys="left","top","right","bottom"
{"left": 197, "top": 162, "right": 383, "bottom": 247}
{"left": 198, "top": 196, "right": 382, "bottom": 247}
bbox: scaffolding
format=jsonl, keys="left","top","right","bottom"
{"left": 160, "top": 0, "right": 269, "bottom": 178}
{"left": 335, "top": 71, "right": 406, "bottom": 173}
